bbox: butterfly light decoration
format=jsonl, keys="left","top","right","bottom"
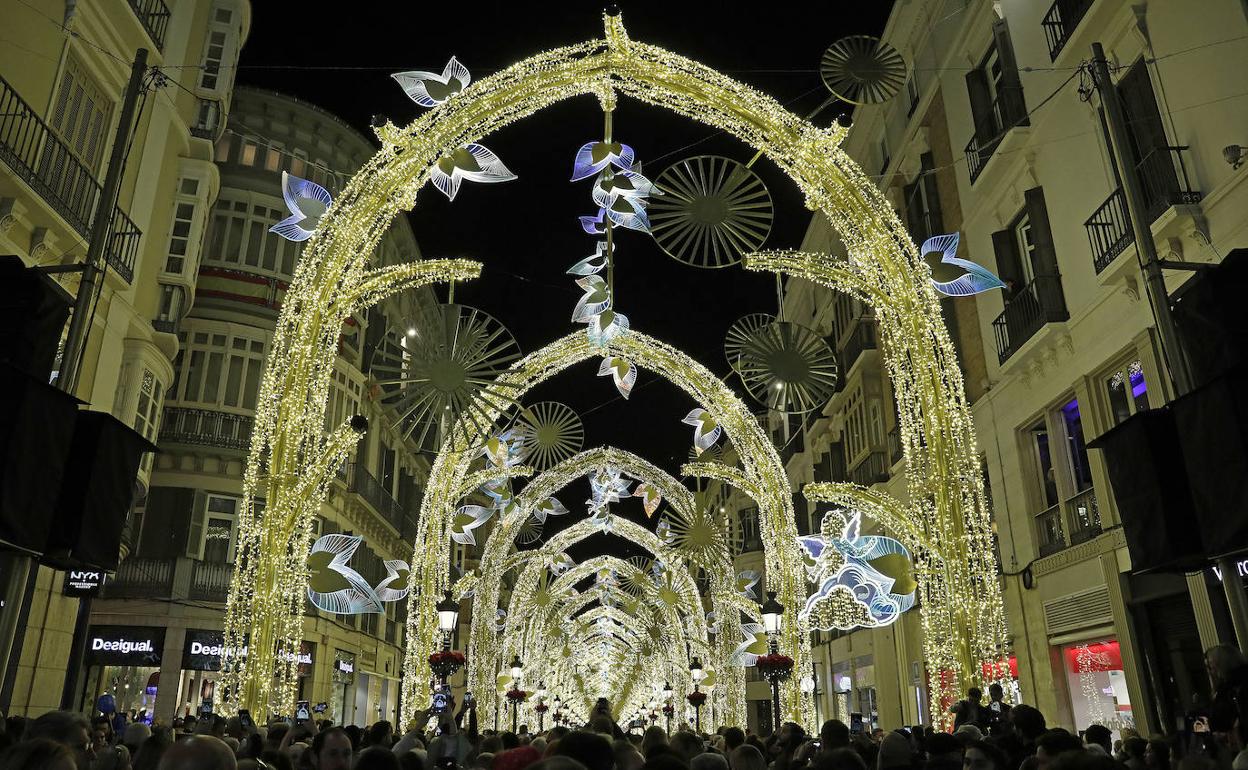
{"left": 450, "top": 504, "right": 494, "bottom": 546}
{"left": 597, "top": 356, "right": 637, "bottom": 399}
{"left": 735, "top": 569, "right": 761, "bottom": 600}
{"left": 682, "top": 408, "right": 723, "bottom": 455}
{"left": 305, "top": 534, "right": 407, "bottom": 614}
{"left": 392, "top": 56, "right": 471, "bottom": 107}
{"left": 429, "top": 144, "right": 516, "bottom": 201}
{"left": 729, "top": 622, "right": 770, "bottom": 667}
{"left": 270, "top": 171, "right": 332, "bottom": 242}
{"left": 533, "top": 496, "right": 569, "bottom": 524}
{"left": 923, "top": 233, "right": 1006, "bottom": 297}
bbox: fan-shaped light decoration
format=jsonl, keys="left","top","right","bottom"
{"left": 514, "top": 402, "right": 585, "bottom": 471}
{"left": 650, "top": 155, "right": 774, "bottom": 269}
{"left": 727, "top": 318, "right": 839, "bottom": 414}
{"left": 306, "top": 534, "right": 383, "bottom": 614}
{"left": 392, "top": 56, "right": 471, "bottom": 107}
{"left": 516, "top": 515, "right": 544, "bottom": 546}
{"left": 724, "top": 313, "right": 775, "bottom": 373}
{"left": 430, "top": 144, "right": 517, "bottom": 201}
{"left": 661, "top": 500, "right": 727, "bottom": 569}
{"left": 370, "top": 303, "right": 522, "bottom": 451}
{"left": 923, "top": 233, "right": 1006, "bottom": 297}
{"left": 270, "top": 171, "right": 332, "bottom": 242}
{"left": 820, "top": 35, "right": 908, "bottom": 105}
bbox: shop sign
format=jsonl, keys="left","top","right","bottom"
{"left": 63, "top": 570, "right": 107, "bottom": 597}
{"left": 1211, "top": 559, "right": 1248, "bottom": 582}
{"left": 183, "top": 629, "right": 249, "bottom": 671}
{"left": 333, "top": 650, "right": 356, "bottom": 684}
{"left": 85, "top": 625, "right": 164, "bottom": 667}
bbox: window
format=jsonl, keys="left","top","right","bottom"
{"left": 172, "top": 330, "right": 266, "bottom": 410}
{"left": 239, "top": 138, "right": 258, "bottom": 166}
{"left": 198, "top": 5, "right": 239, "bottom": 93}
{"left": 48, "top": 56, "right": 112, "bottom": 173}
{"left": 1013, "top": 214, "right": 1037, "bottom": 287}
{"left": 1028, "top": 419, "right": 1060, "bottom": 510}
{"left": 325, "top": 367, "right": 362, "bottom": 431}
{"left": 1060, "top": 398, "right": 1094, "bottom": 493}
{"left": 1105, "top": 360, "right": 1149, "bottom": 425}
{"left": 738, "top": 506, "right": 760, "bottom": 550}
{"left": 982, "top": 46, "right": 1003, "bottom": 104}
{"left": 134, "top": 368, "right": 163, "bottom": 442}
{"left": 206, "top": 194, "right": 299, "bottom": 277}
{"left": 906, "top": 72, "right": 920, "bottom": 115}
{"left": 157, "top": 283, "right": 185, "bottom": 327}
{"left": 264, "top": 143, "right": 283, "bottom": 172}
{"left": 201, "top": 495, "right": 238, "bottom": 562}
{"left": 164, "top": 175, "right": 208, "bottom": 276}
{"left": 214, "top": 135, "right": 232, "bottom": 163}
{"left": 1026, "top": 396, "right": 1101, "bottom": 555}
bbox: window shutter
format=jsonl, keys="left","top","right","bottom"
{"left": 965, "top": 69, "right": 995, "bottom": 146}
{"left": 991, "top": 228, "right": 1024, "bottom": 296}
{"left": 903, "top": 181, "right": 923, "bottom": 242}
{"left": 1024, "top": 187, "right": 1059, "bottom": 277}
{"left": 185, "top": 490, "right": 207, "bottom": 558}
{"left": 920, "top": 153, "right": 944, "bottom": 236}
{"left": 992, "top": 18, "right": 1027, "bottom": 124}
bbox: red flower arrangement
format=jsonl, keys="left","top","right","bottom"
{"left": 662, "top": 704, "right": 675, "bottom": 716}
{"left": 429, "top": 650, "right": 466, "bottom": 677}
{"left": 755, "top": 653, "right": 795, "bottom": 681}
{"left": 534, "top": 702, "right": 549, "bottom": 713}
{"left": 505, "top": 688, "right": 529, "bottom": 703}
{"left": 686, "top": 691, "right": 707, "bottom": 707}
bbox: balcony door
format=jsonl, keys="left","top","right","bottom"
{"left": 1116, "top": 60, "right": 1179, "bottom": 216}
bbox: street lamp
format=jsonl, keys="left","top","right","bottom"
{"left": 536, "top": 682, "right": 548, "bottom": 732}
{"left": 661, "top": 682, "right": 674, "bottom": 734}
{"left": 760, "top": 591, "right": 785, "bottom": 733}
{"left": 509, "top": 655, "right": 523, "bottom": 733}
{"left": 436, "top": 592, "right": 459, "bottom": 650}
{"left": 689, "top": 657, "right": 705, "bottom": 732}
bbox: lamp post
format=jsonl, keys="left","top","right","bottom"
{"left": 761, "top": 590, "right": 785, "bottom": 733}
{"left": 662, "top": 681, "right": 673, "bottom": 735}
{"left": 510, "top": 655, "right": 523, "bottom": 734}
{"left": 536, "top": 682, "right": 548, "bottom": 732}
{"left": 689, "top": 657, "right": 705, "bottom": 733}
{"left": 553, "top": 695, "right": 561, "bottom": 729}
{"left": 434, "top": 592, "right": 460, "bottom": 693}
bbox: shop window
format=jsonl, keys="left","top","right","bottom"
{"left": 1105, "top": 359, "right": 1149, "bottom": 426}
{"left": 1061, "top": 639, "right": 1134, "bottom": 738}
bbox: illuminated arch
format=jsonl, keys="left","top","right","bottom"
{"left": 220, "top": 14, "right": 1008, "bottom": 728}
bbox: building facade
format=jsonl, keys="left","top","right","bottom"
{"left": 0, "top": 0, "right": 252, "bottom": 717}
{"left": 734, "top": 0, "right": 1248, "bottom": 736}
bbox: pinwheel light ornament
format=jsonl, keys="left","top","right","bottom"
{"left": 430, "top": 144, "right": 517, "bottom": 201}
{"left": 392, "top": 56, "right": 471, "bottom": 107}
{"left": 270, "top": 171, "right": 332, "bottom": 242}
{"left": 923, "top": 233, "right": 1006, "bottom": 297}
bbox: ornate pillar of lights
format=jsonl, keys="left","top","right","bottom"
{"left": 688, "top": 657, "right": 706, "bottom": 733}
{"left": 760, "top": 591, "right": 790, "bottom": 733}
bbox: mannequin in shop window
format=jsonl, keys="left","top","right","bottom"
{"left": 950, "top": 688, "right": 984, "bottom": 730}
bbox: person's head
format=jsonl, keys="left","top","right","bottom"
{"left": 1049, "top": 752, "right": 1121, "bottom": 770}
{"left": 967, "top": 688, "right": 982, "bottom": 703}
{"left": 1035, "top": 731, "right": 1084, "bottom": 770}
{"left": 614, "top": 739, "right": 645, "bottom": 770}
{"left": 1010, "top": 705, "right": 1047, "bottom": 742}
{"left": 962, "top": 741, "right": 1008, "bottom": 770}
{"left": 776, "top": 723, "right": 805, "bottom": 751}
{"left": 926, "top": 733, "right": 963, "bottom": 764}
{"left": 1122, "top": 738, "right": 1147, "bottom": 762}
{"left": 27, "top": 711, "right": 92, "bottom": 769}
{"left": 529, "top": 758, "right": 590, "bottom": 770}
{"left": 311, "top": 727, "right": 353, "bottom": 770}
{"left": 482, "top": 736, "right": 505, "bottom": 755}
{"left": 1, "top": 738, "right": 78, "bottom": 770}
{"left": 692, "top": 753, "right": 729, "bottom": 770}
{"left": 266, "top": 723, "right": 289, "bottom": 750}
{"left": 1083, "top": 726, "right": 1111, "bottom": 755}
{"left": 877, "top": 730, "right": 913, "bottom": 770}
{"left": 642, "top": 727, "right": 669, "bottom": 754}
{"left": 809, "top": 748, "right": 868, "bottom": 770}
{"left": 549, "top": 727, "right": 571, "bottom": 744}
{"left": 670, "top": 732, "right": 703, "bottom": 763}
{"left": 591, "top": 718, "right": 616, "bottom": 737}
{"left": 819, "top": 721, "right": 850, "bottom": 751}
{"left": 728, "top": 745, "right": 767, "bottom": 770}
{"left": 94, "top": 744, "right": 132, "bottom": 770}
{"left": 552, "top": 731, "right": 614, "bottom": 770}
{"left": 502, "top": 733, "right": 521, "bottom": 750}
{"left": 354, "top": 746, "right": 401, "bottom": 770}
{"left": 124, "top": 723, "right": 152, "bottom": 753}
{"left": 988, "top": 684, "right": 1005, "bottom": 702}
{"left": 399, "top": 750, "right": 426, "bottom": 770}
{"left": 642, "top": 753, "right": 686, "bottom": 770}
{"left": 953, "top": 725, "right": 983, "bottom": 746}
{"left": 493, "top": 746, "right": 542, "bottom": 770}
{"left": 365, "top": 721, "right": 394, "bottom": 748}
{"left": 1145, "top": 738, "right": 1170, "bottom": 770}
{"left": 90, "top": 717, "right": 111, "bottom": 748}
{"left": 156, "top": 735, "right": 238, "bottom": 770}
{"left": 1205, "top": 645, "right": 1248, "bottom": 688}
{"left": 722, "top": 729, "right": 745, "bottom": 752}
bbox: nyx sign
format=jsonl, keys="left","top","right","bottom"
{"left": 63, "top": 570, "right": 106, "bottom": 597}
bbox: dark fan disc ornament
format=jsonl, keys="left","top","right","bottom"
{"left": 820, "top": 35, "right": 908, "bottom": 105}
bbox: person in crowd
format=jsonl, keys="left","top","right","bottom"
{"left": 1035, "top": 731, "right": 1085, "bottom": 770}
{"left": 363, "top": 721, "right": 394, "bottom": 750}
{"left": 819, "top": 721, "right": 851, "bottom": 755}
{"left": 0, "top": 738, "right": 79, "bottom": 770}
{"left": 876, "top": 730, "right": 913, "bottom": 770}
{"left": 530, "top": 758, "right": 589, "bottom": 770}
{"left": 1207, "top": 645, "right": 1248, "bottom": 735}
{"left": 123, "top": 724, "right": 151, "bottom": 757}
{"left": 810, "top": 747, "right": 867, "bottom": 770}
{"left": 614, "top": 738, "right": 645, "bottom": 770}
{"left": 728, "top": 744, "right": 767, "bottom": 770}
{"left": 493, "top": 745, "right": 542, "bottom": 770}
{"left": 1145, "top": 737, "right": 1171, "bottom": 770}
{"left": 156, "top": 735, "right": 237, "bottom": 770}
{"left": 670, "top": 731, "right": 703, "bottom": 764}
{"left": 1011, "top": 706, "right": 1048, "bottom": 756}
{"left": 1121, "top": 737, "right": 1148, "bottom": 770}
{"left": 309, "top": 727, "right": 353, "bottom": 770}
{"left": 924, "top": 732, "right": 964, "bottom": 770}
{"left": 641, "top": 727, "right": 669, "bottom": 758}
{"left": 132, "top": 733, "right": 172, "bottom": 770}
{"left": 962, "top": 741, "right": 1008, "bottom": 770}
{"left": 1082, "top": 726, "right": 1111, "bottom": 756}
{"left": 354, "top": 746, "right": 401, "bottom": 770}
{"left": 552, "top": 731, "right": 613, "bottom": 770}
{"left": 692, "top": 752, "right": 729, "bottom": 770}
{"left": 983, "top": 685, "right": 1012, "bottom": 735}
{"left": 723, "top": 729, "right": 745, "bottom": 754}
{"left": 25, "top": 711, "right": 93, "bottom": 770}
{"left": 953, "top": 725, "right": 983, "bottom": 747}
{"left": 951, "top": 688, "right": 984, "bottom": 730}
{"left": 397, "top": 750, "right": 426, "bottom": 770}
{"left": 95, "top": 743, "right": 133, "bottom": 770}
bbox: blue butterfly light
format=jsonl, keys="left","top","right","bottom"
{"left": 923, "top": 233, "right": 1006, "bottom": 297}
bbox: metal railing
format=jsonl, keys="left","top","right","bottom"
{"left": 127, "top": 0, "right": 172, "bottom": 49}
{"left": 1042, "top": 0, "right": 1095, "bottom": 61}
{"left": 349, "top": 463, "right": 405, "bottom": 533}
{"left": 991, "top": 275, "right": 1069, "bottom": 364}
{"left": 849, "top": 450, "right": 889, "bottom": 486}
{"left": 0, "top": 75, "right": 140, "bottom": 282}
{"left": 152, "top": 318, "right": 178, "bottom": 334}
{"left": 840, "top": 321, "right": 877, "bottom": 374}
{"left": 191, "top": 98, "right": 223, "bottom": 141}
{"left": 1065, "top": 487, "right": 1102, "bottom": 544}
{"left": 105, "top": 557, "right": 174, "bottom": 598}
{"left": 1086, "top": 146, "right": 1202, "bottom": 274}
{"left": 887, "top": 425, "right": 903, "bottom": 466}
{"left": 965, "top": 89, "right": 1027, "bottom": 184}
{"left": 158, "top": 406, "right": 254, "bottom": 451}
{"left": 189, "top": 559, "right": 234, "bottom": 602}
{"left": 1035, "top": 505, "right": 1066, "bottom": 557}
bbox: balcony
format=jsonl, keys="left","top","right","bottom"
{"left": 887, "top": 425, "right": 903, "bottom": 467}
{"left": 849, "top": 450, "right": 889, "bottom": 486}
{"left": 1086, "top": 146, "right": 1203, "bottom": 274}
{"left": 1042, "top": 0, "right": 1095, "bottom": 61}
{"left": 189, "top": 559, "right": 233, "bottom": 602}
{"left": 1034, "top": 488, "right": 1102, "bottom": 557}
{"left": 965, "top": 90, "right": 1028, "bottom": 184}
{"left": 348, "top": 463, "right": 406, "bottom": 533}
{"left": 991, "top": 275, "right": 1069, "bottom": 364}
{"left": 105, "top": 557, "right": 174, "bottom": 599}
{"left": 0, "top": 75, "right": 140, "bottom": 283}
{"left": 839, "top": 321, "right": 877, "bottom": 375}
{"left": 159, "top": 406, "right": 254, "bottom": 452}
{"left": 1035, "top": 505, "right": 1066, "bottom": 556}
{"left": 127, "top": 0, "right": 172, "bottom": 50}
{"left": 192, "top": 99, "right": 224, "bottom": 141}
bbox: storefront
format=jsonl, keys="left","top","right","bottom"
{"left": 82, "top": 625, "right": 165, "bottom": 721}
{"left": 176, "top": 629, "right": 246, "bottom": 718}
{"left": 332, "top": 650, "right": 356, "bottom": 726}
{"left": 1057, "top": 638, "right": 1133, "bottom": 736}
{"left": 829, "top": 655, "right": 878, "bottom": 731}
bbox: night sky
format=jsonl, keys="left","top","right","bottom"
{"left": 238, "top": 3, "right": 892, "bottom": 553}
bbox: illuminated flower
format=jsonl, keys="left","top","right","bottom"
{"left": 923, "top": 233, "right": 1005, "bottom": 297}
{"left": 392, "top": 56, "right": 471, "bottom": 107}
{"left": 632, "top": 482, "right": 661, "bottom": 517}
{"left": 735, "top": 569, "right": 761, "bottom": 600}
{"left": 604, "top": 195, "right": 651, "bottom": 232}
{"left": 568, "top": 242, "right": 608, "bottom": 275}
{"left": 597, "top": 356, "right": 637, "bottom": 399}
{"left": 431, "top": 144, "right": 516, "bottom": 201}
{"left": 533, "top": 496, "right": 569, "bottom": 524}
{"left": 681, "top": 408, "right": 722, "bottom": 454}
{"left": 587, "top": 309, "right": 629, "bottom": 347}
{"left": 450, "top": 504, "right": 494, "bottom": 546}
{"left": 270, "top": 171, "right": 332, "bottom": 242}
{"left": 579, "top": 208, "right": 608, "bottom": 235}
{"left": 572, "top": 276, "right": 611, "bottom": 323}
{"left": 591, "top": 169, "right": 656, "bottom": 207}
{"left": 571, "top": 140, "right": 636, "bottom": 181}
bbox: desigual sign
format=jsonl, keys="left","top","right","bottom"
{"left": 85, "top": 626, "right": 164, "bottom": 666}
{"left": 183, "top": 630, "right": 249, "bottom": 671}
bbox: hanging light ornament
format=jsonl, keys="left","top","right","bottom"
{"left": 270, "top": 171, "right": 332, "bottom": 242}
{"left": 514, "top": 402, "right": 585, "bottom": 471}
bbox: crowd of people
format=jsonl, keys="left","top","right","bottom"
{"left": 2, "top": 644, "right": 1246, "bottom": 770}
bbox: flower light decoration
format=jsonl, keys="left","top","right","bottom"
{"left": 393, "top": 56, "right": 472, "bottom": 107}
{"left": 270, "top": 171, "right": 332, "bottom": 242}
{"left": 220, "top": 13, "right": 1007, "bottom": 729}
{"left": 682, "top": 409, "right": 723, "bottom": 454}
{"left": 921, "top": 233, "right": 1006, "bottom": 297}
{"left": 799, "top": 510, "right": 918, "bottom": 630}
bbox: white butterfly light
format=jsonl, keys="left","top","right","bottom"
{"left": 373, "top": 559, "right": 411, "bottom": 602}
{"left": 597, "top": 356, "right": 637, "bottom": 399}
{"left": 270, "top": 171, "right": 332, "bottom": 242}
{"left": 532, "top": 497, "right": 569, "bottom": 524}
{"left": 430, "top": 144, "right": 516, "bottom": 201}
{"left": 682, "top": 408, "right": 723, "bottom": 454}
{"left": 306, "top": 534, "right": 383, "bottom": 614}
{"left": 633, "top": 482, "right": 662, "bottom": 517}
{"left": 450, "top": 504, "right": 494, "bottom": 546}
{"left": 392, "top": 56, "right": 471, "bottom": 107}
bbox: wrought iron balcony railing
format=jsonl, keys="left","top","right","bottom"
{"left": 127, "top": 0, "right": 172, "bottom": 49}
{"left": 1042, "top": 0, "right": 1095, "bottom": 61}
{"left": 849, "top": 450, "right": 889, "bottom": 487}
{"left": 348, "top": 463, "right": 406, "bottom": 533}
{"left": 1064, "top": 487, "right": 1102, "bottom": 544}
{"left": 991, "top": 275, "right": 1069, "bottom": 364}
{"left": 158, "top": 406, "right": 254, "bottom": 451}
{"left": 965, "top": 89, "right": 1028, "bottom": 184}
{"left": 1035, "top": 505, "right": 1065, "bottom": 557}
{"left": 0, "top": 75, "right": 140, "bottom": 282}
{"left": 1086, "top": 146, "right": 1202, "bottom": 274}
{"left": 189, "top": 559, "right": 233, "bottom": 602}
